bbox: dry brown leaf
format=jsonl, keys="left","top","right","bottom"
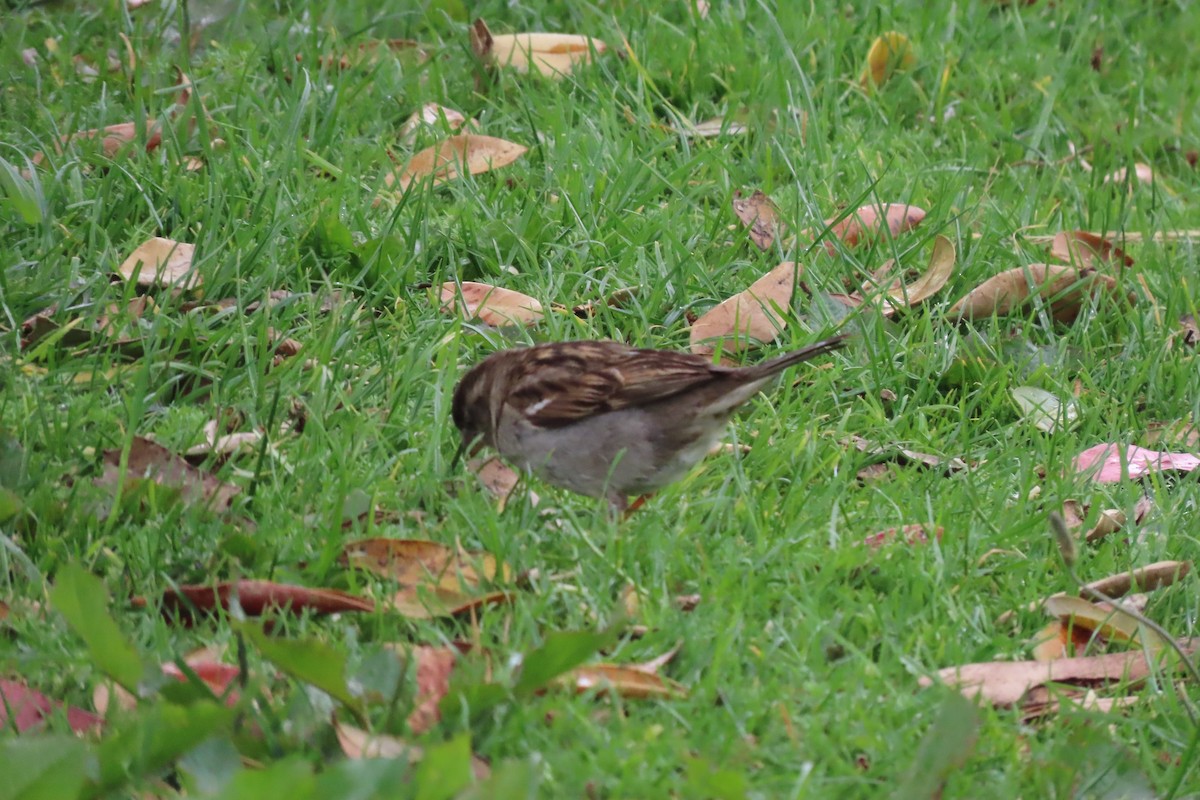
{"left": 115, "top": 237, "right": 199, "bottom": 290}
{"left": 312, "top": 39, "right": 428, "bottom": 70}
{"left": 688, "top": 261, "right": 803, "bottom": 356}
{"left": 922, "top": 639, "right": 1198, "bottom": 707}
{"left": 822, "top": 203, "right": 926, "bottom": 251}
{"left": 1019, "top": 686, "right": 1140, "bottom": 722}
{"left": 674, "top": 594, "right": 701, "bottom": 612}
{"left": 1048, "top": 231, "right": 1133, "bottom": 270}
{"left": 1170, "top": 314, "right": 1198, "bottom": 350}
{"left": 1143, "top": 420, "right": 1200, "bottom": 449}
{"left": 1083, "top": 508, "right": 1125, "bottom": 543}
{"left": 859, "top": 31, "right": 916, "bottom": 87}
{"left": 861, "top": 523, "right": 942, "bottom": 550}
{"left": 949, "top": 263, "right": 1127, "bottom": 323}
{"left": 999, "top": 561, "right": 1190, "bottom": 626}
{"left": 1085, "top": 561, "right": 1191, "bottom": 600}
{"left": 386, "top": 134, "right": 527, "bottom": 193}
{"left": 1103, "top": 163, "right": 1154, "bottom": 187}
{"left": 342, "top": 538, "right": 512, "bottom": 620}
{"left": 471, "top": 18, "right": 607, "bottom": 78}
{"left": 336, "top": 719, "right": 492, "bottom": 778}
{"left": 1042, "top": 595, "right": 1151, "bottom": 648}
{"left": 684, "top": 116, "right": 749, "bottom": 138}
{"left": 1074, "top": 443, "right": 1200, "bottom": 482}
{"left": 851, "top": 234, "right": 955, "bottom": 314}
{"left": 439, "top": 281, "right": 544, "bottom": 327}
{"left": 1030, "top": 619, "right": 1095, "bottom": 662}
{"left": 398, "top": 645, "right": 458, "bottom": 735}
{"left": 558, "top": 665, "right": 688, "bottom": 699}
{"left": 572, "top": 286, "right": 641, "bottom": 317}
{"left": 96, "top": 436, "right": 240, "bottom": 511}
{"left": 850, "top": 436, "right": 969, "bottom": 474}
{"left": 399, "top": 103, "right": 476, "bottom": 143}
{"left": 342, "top": 538, "right": 507, "bottom": 589}
{"left": 184, "top": 430, "right": 265, "bottom": 461}
{"left": 731, "top": 189, "right": 784, "bottom": 251}
{"left": 467, "top": 456, "right": 537, "bottom": 510}
{"left": 1, "top": 679, "right": 104, "bottom": 735}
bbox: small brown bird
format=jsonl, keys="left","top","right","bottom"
{"left": 452, "top": 336, "right": 846, "bottom": 513}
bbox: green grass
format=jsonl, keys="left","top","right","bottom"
{"left": 2, "top": 0, "right": 1200, "bottom": 797}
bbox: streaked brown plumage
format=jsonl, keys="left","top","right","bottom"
{"left": 452, "top": 336, "right": 846, "bottom": 512}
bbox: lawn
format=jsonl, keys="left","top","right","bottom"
{"left": 2, "top": 0, "right": 1199, "bottom": 797}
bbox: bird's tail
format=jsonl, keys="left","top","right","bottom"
{"left": 749, "top": 334, "right": 848, "bottom": 378}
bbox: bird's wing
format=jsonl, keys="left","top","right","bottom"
{"left": 507, "top": 342, "right": 727, "bottom": 427}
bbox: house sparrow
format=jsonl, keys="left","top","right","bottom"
{"left": 452, "top": 335, "right": 847, "bottom": 512}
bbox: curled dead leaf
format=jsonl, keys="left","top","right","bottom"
{"left": 859, "top": 32, "right": 916, "bottom": 87}
{"left": 143, "top": 580, "right": 375, "bottom": 623}
{"left": 439, "top": 282, "right": 544, "bottom": 327}
{"left": 822, "top": 203, "right": 926, "bottom": 251}
{"left": 949, "top": 263, "right": 1127, "bottom": 323}
{"left": 1074, "top": 443, "right": 1200, "bottom": 482}
{"left": 115, "top": 237, "right": 199, "bottom": 290}
{"left": 385, "top": 134, "right": 527, "bottom": 193}
{"left": 851, "top": 234, "right": 955, "bottom": 315}
{"left": 472, "top": 18, "right": 607, "bottom": 78}
{"left": 399, "top": 103, "right": 476, "bottom": 143}
{"left": 688, "top": 261, "right": 803, "bottom": 356}
{"left": 559, "top": 664, "right": 688, "bottom": 699}
{"left": 466, "top": 456, "right": 538, "bottom": 510}
{"left": 922, "top": 639, "right": 1198, "bottom": 707}
{"left": 1048, "top": 231, "right": 1133, "bottom": 270}
{"left": 95, "top": 436, "right": 240, "bottom": 511}
{"left": 731, "top": 189, "right": 785, "bottom": 251}
{"left": 1103, "top": 163, "right": 1154, "bottom": 187}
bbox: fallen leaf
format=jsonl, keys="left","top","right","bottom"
{"left": 439, "top": 282, "right": 544, "bottom": 327}
{"left": 342, "top": 538, "right": 507, "bottom": 588}
{"left": 731, "top": 189, "right": 784, "bottom": 251}
{"left": 558, "top": 664, "right": 688, "bottom": 699}
{"left": 1083, "top": 508, "right": 1125, "bottom": 543}
{"left": 399, "top": 103, "right": 476, "bottom": 143}
{"left": 471, "top": 18, "right": 607, "bottom": 78}
{"left": 96, "top": 296, "right": 156, "bottom": 337}
{"left": 1042, "top": 595, "right": 1159, "bottom": 650}
{"left": 311, "top": 38, "right": 429, "bottom": 70}
{"left": 30, "top": 119, "right": 166, "bottom": 172}
{"left": 851, "top": 233, "right": 955, "bottom": 313}
{"left": 821, "top": 203, "right": 925, "bottom": 252}
{"left": 859, "top": 31, "right": 916, "bottom": 87}
{"left": 385, "top": 134, "right": 527, "bottom": 193}
{"left": 95, "top": 651, "right": 242, "bottom": 714}
{"left": 399, "top": 645, "right": 458, "bottom": 735}
{"left": 999, "top": 561, "right": 1189, "bottom": 626}
{"left": 467, "top": 456, "right": 538, "bottom": 510}
{"left": 1018, "top": 686, "right": 1140, "bottom": 722}
{"left": 683, "top": 115, "right": 749, "bottom": 138}
{"left": 341, "top": 538, "right": 512, "bottom": 620}
{"left": 850, "top": 436, "right": 969, "bottom": 474}
{"left": 335, "top": 720, "right": 492, "bottom": 779}
{"left": 1103, "top": 163, "right": 1154, "bottom": 187}
{"left": 572, "top": 286, "right": 640, "bottom": 317}
{"left": 1048, "top": 231, "right": 1133, "bottom": 270}
{"left": 949, "top": 263, "right": 1127, "bottom": 323}
{"left": 1143, "top": 421, "right": 1200, "bottom": 449}
{"left": 184, "top": 430, "right": 265, "bottom": 461}
{"left": 1084, "top": 561, "right": 1191, "bottom": 600}
{"left": 138, "top": 580, "right": 374, "bottom": 623}
{"left": 1170, "top": 314, "right": 1198, "bottom": 349}
{"left": 1074, "top": 443, "right": 1200, "bottom": 483}
{"left": 922, "top": 639, "right": 1198, "bottom": 707}
{"left": 861, "top": 523, "right": 942, "bottom": 549}
{"left": 115, "top": 237, "right": 199, "bottom": 289}
{"left": 95, "top": 436, "right": 240, "bottom": 511}
{"left": 688, "top": 260, "right": 803, "bottom": 356}
{"left": 0, "top": 679, "right": 103, "bottom": 735}
{"left": 674, "top": 594, "right": 701, "bottom": 612}
{"left": 1030, "top": 619, "right": 1096, "bottom": 662}
{"left": 1012, "top": 386, "right": 1078, "bottom": 433}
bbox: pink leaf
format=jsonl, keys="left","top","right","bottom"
{"left": 1074, "top": 444, "right": 1200, "bottom": 483}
